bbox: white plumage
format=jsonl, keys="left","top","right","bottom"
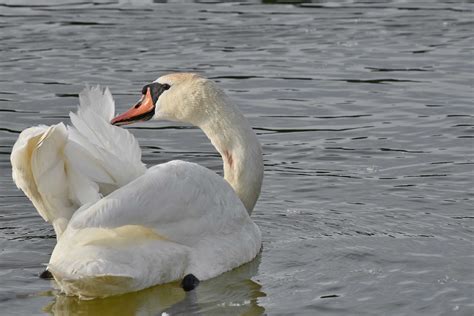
{"left": 10, "top": 73, "right": 263, "bottom": 298}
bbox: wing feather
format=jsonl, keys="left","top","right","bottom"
{"left": 11, "top": 86, "right": 147, "bottom": 237}
{"left": 11, "top": 123, "right": 76, "bottom": 236}
{"left": 69, "top": 86, "right": 146, "bottom": 187}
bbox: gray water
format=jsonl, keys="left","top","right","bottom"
{"left": 0, "top": 0, "right": 473, "bottom": 315}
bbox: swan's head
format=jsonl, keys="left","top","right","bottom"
{"left": 111, "top": 73, "right": 220, "bottom": 126}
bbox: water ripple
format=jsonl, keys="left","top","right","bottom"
{"left": 0, "top": 0, "right": 473, "bottom": 315}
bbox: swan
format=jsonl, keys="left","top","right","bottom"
{"left": 10, "top": 73, "right": 263, "bottom": 298}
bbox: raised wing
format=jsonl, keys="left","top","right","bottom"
{"left": 11, "top": 123, "right": 76, "bottom": 236}
{"left": 11, "top": 86, "right": 146, "bottom": 237}
{"left": 68, "top": 86, "right": 146, "bottom": 188}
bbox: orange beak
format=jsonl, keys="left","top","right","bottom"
{"left": 111, "top": 88, "right": 156, "bottom": 126}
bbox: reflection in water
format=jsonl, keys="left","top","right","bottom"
{"left": 44, "top": 254, "right": 265, "bottom": 315}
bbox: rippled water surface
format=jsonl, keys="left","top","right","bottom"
{"left": 0, "top": 0, "right": 473, "bottom": 315}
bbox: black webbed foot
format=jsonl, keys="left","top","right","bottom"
{"left": 181, "top": 274, "right": 199, "bottom": 292}
{"left": 39, "top": 269, "right": 53, "bottom": 279}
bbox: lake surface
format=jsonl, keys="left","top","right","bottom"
{"left": 0, "top": 0, "right": 473, "bottom": 315}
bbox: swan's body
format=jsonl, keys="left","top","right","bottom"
{"left": 11, "top": 73, "right": 263, "bottom": 298}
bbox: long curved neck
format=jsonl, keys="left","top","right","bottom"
{"left": 198, "top": 100, "right": 263, "bottom": 214}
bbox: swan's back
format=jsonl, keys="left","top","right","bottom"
{"left": 48, "top": 160, "right": 261, "bottom": 298}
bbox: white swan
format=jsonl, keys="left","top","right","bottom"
{"left": 10, "top": 73, "right": 263, "bottom": 298}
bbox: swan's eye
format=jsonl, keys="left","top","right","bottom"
{"left": 138, "top": 82, "right": 169, "bottom": 106}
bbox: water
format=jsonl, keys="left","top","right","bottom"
{"left": 0, "top": 0, "right": 473, "bottom": 315}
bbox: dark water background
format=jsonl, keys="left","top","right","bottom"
{"left": 0, "top": 0, "right": 473, "bottom": 315}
